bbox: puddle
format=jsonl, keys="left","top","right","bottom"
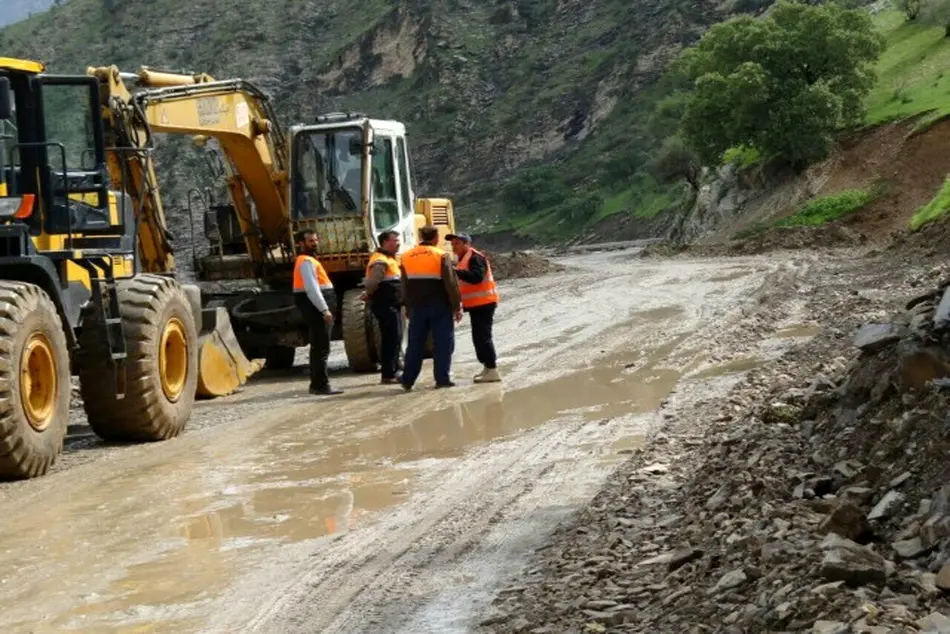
{"left": 690, "top": 356, "right": 765, "bottom": 380}
{"left": 773, "top": 324, "right": 822, "bottom": 339}
{"left": 0, "top": 330, "right": 689, "bottom": 632}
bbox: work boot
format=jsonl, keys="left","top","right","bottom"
{"left": 310, "top": 385, "right": 343, "bottom": 396}
{"left": 474, "top": 368, "right": 501, "bottom": 383}
{"left": 435, "top": 381, "right": 457, "bottom": 389}
{"left": 381, "top": 375, "right": 401, "bottom": 385}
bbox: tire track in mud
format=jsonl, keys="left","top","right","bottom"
{"left": 221, "top": 254, "right": 808, "bottom": 633}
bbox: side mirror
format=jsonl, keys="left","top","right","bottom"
{"left": 0, "top": 78, "right": 12, "bottom": 120}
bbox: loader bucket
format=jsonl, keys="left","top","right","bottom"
{"left": 195, "top": 307, "right": 263, "bottom": 398}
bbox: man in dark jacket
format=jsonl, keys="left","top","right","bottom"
{"left": 399, "top": 225, "right": 463, "bottom": 391}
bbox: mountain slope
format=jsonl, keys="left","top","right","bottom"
{"left": 0, "top": 0, "right": 741, "bottom": 242}
{"left": 0, "top": 0, "right": 55, "bottom": 28}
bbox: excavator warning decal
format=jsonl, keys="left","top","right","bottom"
{"left": 197, "top": 97, "right": 222, "bottom": 126}
{"left": 236, "top": 102, "right": 249, "bottom": 129}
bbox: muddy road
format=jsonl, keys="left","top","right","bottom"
{"left": 0, "top": 248, "right": 824, "bottom": 633}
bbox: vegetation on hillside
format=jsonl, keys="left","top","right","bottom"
{"left": 676, "top": 0, "right": 882, "bottom": 169}
{"left": 6, "top": 0, "right": 950, "bottom": 242}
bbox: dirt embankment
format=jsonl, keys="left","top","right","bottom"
{"left": 480, "top": 249, "right": 950, "bottom": 633}
{"left": 648, "top": 116, "right": 950, "bottom": 256}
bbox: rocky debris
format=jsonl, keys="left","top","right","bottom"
{"left": 480, "top": 255, "right": 950, "bottom": 634}
{"left": 484, "top": 251, "right": 564, "bottom": 280}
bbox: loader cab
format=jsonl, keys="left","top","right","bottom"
{"left": 0, "top": 57, "right": 118, "bottom": 251}
{"left": 289, "top": 114, "right": 417, "bottom": 254}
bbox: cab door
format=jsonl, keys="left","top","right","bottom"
{"left": 368, "top": 132, "right": 415, "bottom": 252}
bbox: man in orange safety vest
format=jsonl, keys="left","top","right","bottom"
{"left": 293, "top": 229, "right": 343, "bottom": 396}
{"left": 448, "top": 232, "right": 501, "bottom": 383}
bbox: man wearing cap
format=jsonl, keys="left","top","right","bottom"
{"left": 399, "top": 225, "right": 463, "bottom": 391}
{"left": 448, "top": 232, "right": 501, "bottom": 383}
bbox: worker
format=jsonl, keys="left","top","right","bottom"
{"left": 448, "top": 232, "right": 501, "bottom": 383}
{"left": 362, "top": 229, "right": 404, "bottom": 384}
{"left": 293, "top": 229, "right": 343, "bottom": 396}
{"left": 399, "top": 225, "right": 463, "bottom": 391}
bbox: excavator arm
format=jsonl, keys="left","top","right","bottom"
{"left": 85, "top": 65, "right": 294, "bottom": 398}
{"left": 86, "top": 65, "right": 292, "bottom": 276}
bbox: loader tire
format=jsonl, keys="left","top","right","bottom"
{"left": 78, "top": 274, "right": 198, "bottom": 442}
{"left": 0, "top": 282, "right": 70, "bottom": 480}
{"left": 264, "top": 345, "right": 296, "bottom": 370}
{"left": 342, "top": 288, "right": 380, "bottom": 373}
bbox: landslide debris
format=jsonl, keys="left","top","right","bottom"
{"left": 487, "top": 251, "right": 564, "bottom": 280}
{"left": 479, "top": 255, "right": 950, "bottom": 633}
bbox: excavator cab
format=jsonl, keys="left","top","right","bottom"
{"left": 289, "top": 114, "right": 443, "bottom": 266}
{"left": 284, "top": 114, "right": 454, "bottom": 372}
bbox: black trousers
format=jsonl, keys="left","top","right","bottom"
{"left": 371, "top": 301, "right": 403, "bottom": 379}
{"left": 295, "top": 295, "right": 331, "bottom": 390}
{"left": 468, "top": 303, "right": 497, "bottom": 369}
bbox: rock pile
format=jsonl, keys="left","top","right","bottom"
{"left": 486, "top": 251, "right": 564, "bottom": 280}
{"left": 481, "top": 258, "right": 950, "bottom": 633}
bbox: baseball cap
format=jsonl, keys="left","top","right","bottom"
{"left": 446, "top": 232, "right": 471, "bottom": 243}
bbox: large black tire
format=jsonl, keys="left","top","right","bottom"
{"left": 264, "top": 345, "right": 296, "bottom": 370}
{"left": 342, "top": 288, "right": 379, "bottom": 373}
{"left": 0, "top": 282, "right": 70, "bottom": 480}
{"left": 78, "top": 274, "right": 198, "bottom": 442}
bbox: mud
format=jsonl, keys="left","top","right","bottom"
{"left": 0, "top": 248, "right": 828, "bottom": 633}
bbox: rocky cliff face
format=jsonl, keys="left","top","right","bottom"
{"left": 0, "top": 0, "right": 746, "bottom": 240}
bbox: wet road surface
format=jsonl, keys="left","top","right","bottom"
{"left": 0, "top": 249, "right": 821, "bottom": 633}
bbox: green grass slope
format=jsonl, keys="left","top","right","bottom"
{"left": 866, "top": 9, "right": 950, "bottom": 126}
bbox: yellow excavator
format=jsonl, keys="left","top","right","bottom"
{"left": 87, "top": 65, "right": 456, "bottom": 374}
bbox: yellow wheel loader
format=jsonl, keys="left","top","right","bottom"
{"left": 0, "top": 58, "right": 206, "bottom": 479}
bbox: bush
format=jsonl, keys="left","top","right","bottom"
{"left": 910, "top": 176, "right": 950, "bottom": 230}
{"left": 775, "top": 188, "right": 875, "bottom": 227}
{"left": 722, "top": 145, "right": 761, "bottom": 169}
{"left": 647, "top": 137, "right": 701, "bottom": 189}
{"left": 676, "top": 0, "right": 883, "bottom": 169}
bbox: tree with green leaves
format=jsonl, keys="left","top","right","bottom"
{"left": 676, "top": 0, "right": 883, "bottom": 170}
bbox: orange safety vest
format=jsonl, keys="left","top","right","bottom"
{"left": 458, "top": 248, "right": 498, "bottom": 308}
{"left": 365, "top": 251, "right": 401, "bottom": 283}
{"left": 292, "top": 254, "right": 334, "bottom": 293}
{"left": 401, "top": 244, "right": 445, "bottom": 280}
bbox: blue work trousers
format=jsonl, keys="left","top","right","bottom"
{"left": 402, "top": 302, "right": 455, "bottom": 387}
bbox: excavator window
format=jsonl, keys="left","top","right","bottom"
{"left": 291, "top": 127, "right": 362, "bottom": 219}
{"left": 395, "top": 137, "right": 413, "bottom": 219}
{"left": 371, "top": 137, "right": 399, "bottom": 231}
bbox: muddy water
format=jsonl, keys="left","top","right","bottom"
{"left": 0, "top": 344, "right": 684, "bottom": 633}
{"left": 0, "top": 251, "right": 789, "bottom": 633}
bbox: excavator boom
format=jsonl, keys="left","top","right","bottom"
{"left": 87, "top": 65, "right": 276, "bottom": 397}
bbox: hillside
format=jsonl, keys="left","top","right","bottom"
{"left": 0, "top": 0, "right": 746, "bottom": 245}
{"left": 0, "top": 0, "right": 55, "bottom": 28}
{"left": 661, "top": 6, "right": 950, "bottom": 250}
